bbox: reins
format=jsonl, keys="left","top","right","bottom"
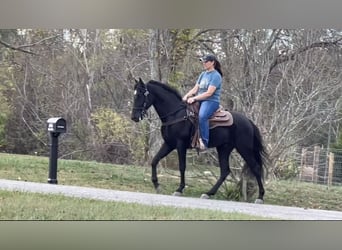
{"left": 160, "top": 103, "right": 188, "bottom": 126}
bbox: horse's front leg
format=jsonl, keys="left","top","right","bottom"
{"left": 151, "top": 143, "right": 174, "bottom": 193}
{"left": 173, "top": 143, "right": 187, "bottom": 196}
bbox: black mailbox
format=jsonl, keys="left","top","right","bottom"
{"left": 47, "top": 117, "right": 66, "bottom": 184}
{"left": 47, "top": 117, "right": 66, "bottom": 133}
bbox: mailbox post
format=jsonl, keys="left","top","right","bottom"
{"left": 47, "top": 117, "right": 66, "bottom": 184}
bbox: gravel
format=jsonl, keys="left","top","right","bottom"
{"left": 1, "top": 178, "right": 342, "bottom": 220}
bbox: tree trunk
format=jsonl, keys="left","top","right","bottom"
{"left": 147, "top": 29, "right": 163, "bottom": 163}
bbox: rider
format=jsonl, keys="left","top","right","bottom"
{"left": 182, "top": 54, "right": 223, "bottom": 150}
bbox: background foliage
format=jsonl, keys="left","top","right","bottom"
{"left": 1, "top": 29, "right": 342, "bottom": 184}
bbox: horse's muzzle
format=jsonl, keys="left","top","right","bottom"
{"left": 131, "top": 116, "right": 140, "bottom": 122}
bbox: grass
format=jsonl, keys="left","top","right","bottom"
{"left": 0, "top": 190, "right": 270, "bottom": 220}
{"left": 265, "top": 180, "right": 342, "bottom": 211}
{"left": 1, "top": 152, "right": 342, "bottom": 220}
{"left": 0, "top": 153, "right": 274, "bottom": 219}
{"left": 0, "top": 152, "right": 226, "bottom": 199}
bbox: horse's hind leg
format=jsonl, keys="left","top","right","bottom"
{"left": 202, "top": 144, "right": 233, "bottom": 199}
{"left": 237, "top": 148, "right": 265, "bottom": 203}
{"left": 151, "top": 143, "right": 174, "bottom": 193}
{"left": 254, "top": 176, "right": 265, "bottom": 204}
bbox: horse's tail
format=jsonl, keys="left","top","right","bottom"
{"left": 250, "top": 120, "right": 268, "bottom": 180}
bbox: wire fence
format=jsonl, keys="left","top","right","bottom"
{"left": 295, "top": 146, "right": 342, "bottom": 186}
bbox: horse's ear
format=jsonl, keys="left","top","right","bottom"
{"left": 138, "top": 78, "right": 144, "bottom": 84}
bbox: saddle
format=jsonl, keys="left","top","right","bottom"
{"left": 187, "top": 102, "right": 233, "bottom": 149}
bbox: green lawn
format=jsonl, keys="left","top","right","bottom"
{"left": 1, "top": 152, "right": 342, "bottom": 220}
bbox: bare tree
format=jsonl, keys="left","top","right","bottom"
{"left": 222, "top": 29, "right": 342, "bottom": 177}
{"left": 2, "top": 29, "right": 342, "bottom": 177}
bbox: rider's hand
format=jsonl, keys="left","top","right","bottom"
{"left": 187, "top": 97, "right": 196, "bottom": 104}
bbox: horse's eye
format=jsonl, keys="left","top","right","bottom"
{"left": 134, "top": 90, "right": 137, "bottom": 95}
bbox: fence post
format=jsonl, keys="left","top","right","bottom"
{"left": 328, "top": 152, "right": 335, "bottom": 186}
{"left": 313, "top": 146, "right": 320, "bottom": 183}
{"left": 300, "top": 147, "right": 307, "bottom": 181}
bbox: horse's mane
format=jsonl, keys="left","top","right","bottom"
{"left": 147, "top": 80, "right": 183, "bottom": 101}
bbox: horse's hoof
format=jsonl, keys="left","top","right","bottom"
{"left": 172, "top": 191, "right": 183, "bottom": 196}
{"left": 255, "top": 199, "right": 264, "bottom": 204}
{"left": 155, "top": 186, "right": 162, "bottom": 194}
{"left": 200, "top": 194, "right": 210, "bottom": 199}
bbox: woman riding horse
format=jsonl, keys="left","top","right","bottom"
{"left": 131, "top": 78, "right": 267, "bottom": 204}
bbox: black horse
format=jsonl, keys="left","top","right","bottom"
{"left": 131, "top": 78, "right": 267, "bottom": 203}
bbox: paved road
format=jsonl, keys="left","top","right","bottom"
{"left": 1, "top": 178, "right": 342, "bottom": 220}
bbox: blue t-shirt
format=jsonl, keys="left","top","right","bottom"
{"left": 196, "top": 70, "right": 222, "bottom": 103}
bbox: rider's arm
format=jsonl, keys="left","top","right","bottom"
{"left": 182, "top": 84, "right": 199, "bottom": 101}
{"left": 193, "top": 85, "right": 216, "bottom": 101}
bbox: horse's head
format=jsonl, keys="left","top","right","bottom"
{"left": 131, "top": 78, "right": 152, "bottom": 122}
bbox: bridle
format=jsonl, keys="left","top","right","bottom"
{"left": 132, "top": 86, "right": 150, "bottom": 119}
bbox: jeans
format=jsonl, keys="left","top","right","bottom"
{"left": 198, "top": 100, "right": 219, "bottom": 148}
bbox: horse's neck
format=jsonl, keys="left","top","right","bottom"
{"left": 153, "top": 96, "right": 183, "bottom": 117}
{"left": 149, "top": 86, "right": 183, "bottom": 119}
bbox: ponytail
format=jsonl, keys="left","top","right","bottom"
{"left": 214, "top": 60, "right": 223, "bottom": 77}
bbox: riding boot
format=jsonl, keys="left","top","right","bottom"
{"left": 198, "top": 138, "right": 207, "bottom": 153}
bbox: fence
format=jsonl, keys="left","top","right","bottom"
{"left": 298, "top": 146, "right": 342, "bottom": 186}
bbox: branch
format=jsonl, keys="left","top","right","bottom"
{"left": 16, "top": 35, "right": 59, "bottom": 48}
{"left": 269, "top": 38, "right": 342, "bottom": 73}
{"left": 0, "top": 39, "right": 37, "bottom": 55}
{"left": 265, "top": 29, "right": 282, "bottom": 52}
{"left": 0, "top": 35, "right": 59, "bottom": 56}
